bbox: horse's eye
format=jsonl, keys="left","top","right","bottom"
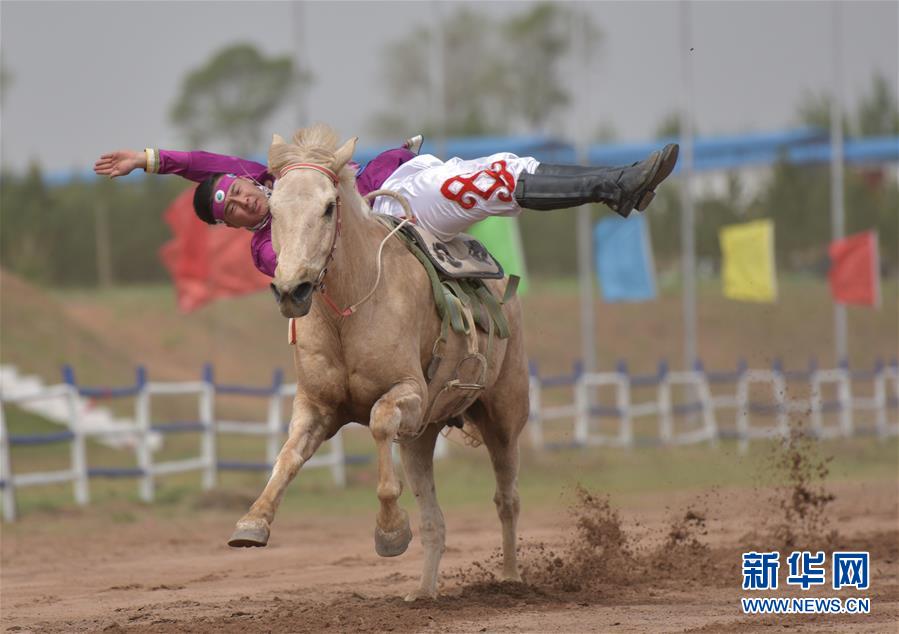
{"left": 324, "top": 202, "right": 335, "bottom": 218}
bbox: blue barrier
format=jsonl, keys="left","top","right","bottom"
{"left": 627, "top": 360, "right": 668, "bottom": 387}
{"left": 748, "top": 403, "right": 780, "bottom": 416}
{"left": 534, "top": 361, "right": 583, "bottom": 388}
{"left": 672, "top": 401, "right": 705, "bottom": 416}
{"left": 63, "top": 365, "right": 146, "bottom": 398}
{"left": 696, "top": 359, "right": 748, "bottom": 384}
{"left": 849, "top": 359, "right": 884, "bottom": 381}
{"left": 218, "top": 461, "right": 271, "bottom": 472}
{"left": 774, "top": 358, "right": 818, "bottom": 381}
{"left": 150, "top": 421, "right": 206, "bottom": 434}
{"left": 590, "top": 405, "right": 622, "bottom": 418}
{"left": 9, "top": 431, "right": 75, "bottom": 446}
{"left": 87, "top": 467, "right": 144, "bottom": 478}
{"left": 208, "top": 365, "right": 284, "bottom": 397}
{"left": 543, "top": 440, "right": 583, "bottom": 451}
{"left": 219, "top": 455, "right": 371, "bottom": 471}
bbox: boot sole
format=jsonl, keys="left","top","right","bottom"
{"left": 636, "top": 144, "right": 679, "bottom": 212}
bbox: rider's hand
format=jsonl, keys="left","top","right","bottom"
{"left": 93, "top": 150, "right": 146, "bottom": 178}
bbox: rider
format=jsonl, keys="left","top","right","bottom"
{"left": 94, "top": 135, "right": 678, "bottom": 277}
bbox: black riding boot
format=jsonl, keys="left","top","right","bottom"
{"left": 514, "top": 143, "right": 679, "bottom": 217}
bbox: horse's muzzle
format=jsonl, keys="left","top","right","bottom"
{"left": 271, "top": 282, "right": 314, "bottom": 318}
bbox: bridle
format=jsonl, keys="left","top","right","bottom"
{"left": 277, "top": 162, "right": 416, "bottom": 319}
{"left": 278, "top": 163, "right": 345, "bottom": 314}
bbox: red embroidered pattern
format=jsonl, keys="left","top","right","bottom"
{"left": 440, "top": 160, "right": 516, "bottom": 210}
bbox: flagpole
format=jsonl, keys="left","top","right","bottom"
{"left": 430, "top": 0, "right": 446, "bottom": 159}
{"left": 830, "top": 1, "right": 848, "bottom": 364}
{"left": 679, "top": 1, "right": 698, "bottom": 369}
{"left": 292, "top": 1, "right": 309, "bottom": 128}
{"left": 574, "top": 7, "right": 597, "bottom": 379}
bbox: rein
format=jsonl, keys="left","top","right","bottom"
{"left": 278, "top": 164, "right": 415, "bottom": 319}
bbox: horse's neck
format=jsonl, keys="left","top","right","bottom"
{"left": 325, "top": 184, "right": 382, "bottom": 308}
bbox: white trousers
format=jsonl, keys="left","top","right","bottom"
{"left": 371, "top": 153, "right": 540, "bottom": 241}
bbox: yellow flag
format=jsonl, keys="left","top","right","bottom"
{"left": 719, "top": 219, "right": 777, "bottom": 302}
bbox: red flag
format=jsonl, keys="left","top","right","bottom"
{"left": 159, "top": 187, "right": 270, "bottom": 312}
{"left": 828, "top": 230, "right": 880, "bottom": 307}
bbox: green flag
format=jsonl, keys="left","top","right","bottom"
{"left": 467, "top": 216, "right": 529, "bottom": 295}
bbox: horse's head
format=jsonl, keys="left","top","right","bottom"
{"left": 267, "top": 125, "right": 357, "bottom": 318}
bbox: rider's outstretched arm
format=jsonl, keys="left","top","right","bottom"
{"left": 94, "top": 149, "right": 272, "bottom": 185}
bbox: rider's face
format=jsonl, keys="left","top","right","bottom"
{"left": 219, "top": 177, "right": 270, "bottom": 228}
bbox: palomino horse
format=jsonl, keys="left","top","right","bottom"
{"left": 228, "top": 124, "right": 529, "bottom": 601}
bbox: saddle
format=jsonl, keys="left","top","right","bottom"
{"left": 381, "top": 216, "right": 505, "bottom": 281}
{"left": 373, "top": 213, "right": 519, "bottom": 438}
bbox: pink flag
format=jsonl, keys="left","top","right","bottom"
{"left": 828, "top": 230, "right": 880, "bottom": 307}
{"left": 159, "top": 187, "right": 270, "bottom": 312}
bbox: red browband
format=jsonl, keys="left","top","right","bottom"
{"left": 279, "top": 163, "right": 339, "bottom": 185}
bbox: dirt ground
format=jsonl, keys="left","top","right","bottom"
{"left": 2, "top": 476, "right": 897, "bottom": 634}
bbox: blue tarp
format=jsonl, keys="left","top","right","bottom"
{"left": 41, "top": 128, "right": 899, "bottom": 186}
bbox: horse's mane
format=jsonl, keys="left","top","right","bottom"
{"left": 268, "top": 123, "right": 340, "bottom": 175}
{"left": 268, "top": 123, "right": 371, "bottom": 218}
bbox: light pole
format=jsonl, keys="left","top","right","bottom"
{"left": 679, "top": 0, "right": 697, "bottom": 369}
{"left": 830, "top": 2, "right": 848, "bottom": 364}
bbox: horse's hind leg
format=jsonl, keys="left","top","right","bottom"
{"left": 399, "top": 423, "right": 444, "bottom": 601}
{"left": 469, "top": 377, "right": 529, "bottom": 582}
{"left": 228, "top": 396, "right": 331, "bottom": 547}
{"left": 369, "top": 380, "right": 423, "bottom": 557}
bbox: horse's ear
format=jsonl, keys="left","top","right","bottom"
{"left": 269, "top": 134, "right": 289, "bottom": 173}
{"left": 333, "top": 137, "right": 358, "bottom": 171}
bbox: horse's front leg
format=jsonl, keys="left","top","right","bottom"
{"left": 369, "top": 379, "right": 423, "bottom": 557}
{"left": 228, "top": 395, "right": 332, "bottom": 547}
{"left": 399, "top": 423, "right": 444, "bottom": 601}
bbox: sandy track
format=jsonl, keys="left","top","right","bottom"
{"left": 2, "top": 479, "right": 897, "bottom": 633}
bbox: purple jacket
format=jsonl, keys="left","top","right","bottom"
{"left": 157, "top": 147, "right": 415, "bottom": 277}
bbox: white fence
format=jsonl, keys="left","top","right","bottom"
{"left": 0, "top": 366, "right": 346, "bottom": 522}
{"left": 529, "top": 359, "right": 899, "bottom": 452}
{"left": 3, "top": 360, "right": 897, "bottom": 522}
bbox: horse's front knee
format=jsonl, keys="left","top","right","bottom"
{"left": 370, "top": 405, "right": 402, "bottom": 442}
{"left": 419, "top": 515, "right": 446, "bottom": 549}
{"left": 493, "top": 490, "right": 520, "bottom": 520}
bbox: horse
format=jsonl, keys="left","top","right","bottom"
{"left": 227, "top": 124, "right": 530, "bottom": 601}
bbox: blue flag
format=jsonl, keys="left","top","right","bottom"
{"left": 594, "top": 214, "right": 657, "bottom": 302}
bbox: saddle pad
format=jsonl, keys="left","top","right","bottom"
{"left": 376, "top": 214, "right": 505, "bottom": 280}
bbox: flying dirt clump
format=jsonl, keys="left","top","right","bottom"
{"left": 649, "top": 507, "right": 712, "bottom": 581}
{"left": 452, "top": 486, "right": 638, "bottom": 596}
{"left": 767, "top": 424, "right": 837, "bottom": 550}
{"left": 525, "top": 486, "right": 636, "bottom": 592}
{"left": 451, "top": 486, "right": 723, "bottom": 602}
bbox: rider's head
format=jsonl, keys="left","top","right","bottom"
{"left": 193, "top": 174, "right": 271, "bottom": 229}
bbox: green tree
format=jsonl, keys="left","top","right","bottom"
{"left": 0, "top": 61, "right": 12, "bottom": 107}
{"left": 170, "top": 44, "right": 307, "bottom": 155}
{"left": 654, "top": 111, "right": 699, "bottom": 140}
{"left": 370, "top": 9, "right": 507, "bottom": 138}
{"left": 857, "top": 72, "right": 899, "bottom": 136}
{"left": 502, "top": 3, "right": 600, "bottom": 132}
{"left": 370, "top": 4, "right": 600, "bottom": 139}
{"left": 795, "top": 89, "right": 851, "bottom": 135}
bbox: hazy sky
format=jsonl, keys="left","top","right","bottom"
{"left": 1, "top": 1, "right": 896, "bottom": 175}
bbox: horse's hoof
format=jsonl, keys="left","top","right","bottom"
{"left": 228, "top": 520, "right": 270, "bottom": 547}
{"left": 374, "top": 512, "right": 412, "bottom": 557}
{"left": 404, "top": 588, "right": 437, "bottom": 602}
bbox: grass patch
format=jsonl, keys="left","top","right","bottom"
{"left": 3, "top": 413, "right": 895, "bottom": 521}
